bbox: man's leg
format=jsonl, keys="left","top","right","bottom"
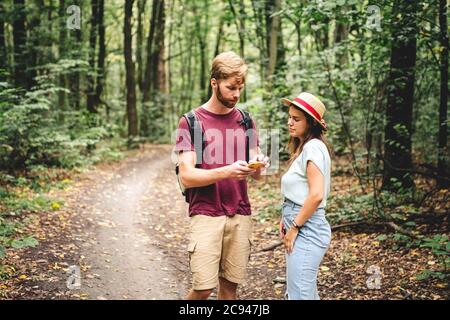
{"left": 186, "top": 215, "right": 225, "bottom": 300}
{"left": 218, "top": 277, "right": 237, "bottom": 300}
{"left": 218, "top": 215, "right": 252, "bottom": 300}
{"left": 186, "top": 288, "right": 213, "bottom": 300}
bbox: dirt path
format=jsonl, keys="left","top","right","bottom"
{"left": 67, "top": 145, "right": 188, "bottom": 299}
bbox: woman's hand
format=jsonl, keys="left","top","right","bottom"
{"left": 283, "top": 227, "right": 299, "bottom": 254}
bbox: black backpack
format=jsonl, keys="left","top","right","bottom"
{"left": 175, "top": 108, "right": 254, "bottom": 202}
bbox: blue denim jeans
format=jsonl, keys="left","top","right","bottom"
{"left": 282, "top": 198, "right": 331, "bottom": 300}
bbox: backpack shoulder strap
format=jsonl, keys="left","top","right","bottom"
{"left": 183, "top": 111, "right": 196, "bottom": 142}
{"left": 183, "top": 110, "right": 204, "bottom": 165}
{"left": 236, "top": 108, "right": 254, "bottom": 162}
{"left": 236, "top": 108, "right": 253, "bottom": 130}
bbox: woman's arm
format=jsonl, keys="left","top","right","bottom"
{"left": 283, "top": 160, "right": 324, "bottom": 254}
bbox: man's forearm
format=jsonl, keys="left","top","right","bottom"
{"left": 180, "top": 166, "right": 229, "bottom": 189}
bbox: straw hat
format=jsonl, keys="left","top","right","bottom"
{"left": 282, "top": 92, "right": 327, "bottom": 130}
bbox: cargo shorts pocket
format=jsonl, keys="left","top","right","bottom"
{"left": 187, "top": 241, "right": 197, "bottom": 271}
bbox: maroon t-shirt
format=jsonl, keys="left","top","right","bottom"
{"left": 175, "top": 107, "right": 259, "bottom": 217}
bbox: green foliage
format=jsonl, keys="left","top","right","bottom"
{"left": 418, "top": 234, "right": 450, "bottom": 279}
{"left": 415, "top": 269, "right": 447, "bottom": 281}
{"left": 0, "top": 189, "right": 56, "bottom": 259}
{"left": 327, "top": 193, "right": 375, "bottom": 224}
{"left": 420, "top": 234, "right": 450, "bottom": 257}
{"left": 256, "top": 202, "right": 282, "bottom": 223}
{"left": 375, "top": 234, "right": 388, "bottom": 241}
{"left": 0, "top": 76, "right": 121, "bottom": 172}
{"left": 0, "top": 245, "right": 5, "bottom": 259}
{"left": 0, "top": 217, "right": 21, "bottom": 238}
{"left": 377, "top": 231, "right": 449, "bottom": 281}
{"left": 1, "top": 192, "right": 61, "bottom": 218}
{"left": 10, "top": 236, "right": 39, "bottom": 249}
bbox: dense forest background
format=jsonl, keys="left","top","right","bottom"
{"left": 0, "top": 0, "right": 448, "bottom": 298}
{"left": 0, "top": 0, "right": 448, "bottom": 187}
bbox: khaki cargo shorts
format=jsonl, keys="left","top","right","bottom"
{"left": 187, "top": 214, "right": 253, "bottom": 291}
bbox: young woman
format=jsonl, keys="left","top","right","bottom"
{"left": 280, "top": 92, "right": 332, "bottom": 300}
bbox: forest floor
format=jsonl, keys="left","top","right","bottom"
{"left": 0, "top": 144, "right": 448, "bottom": 300}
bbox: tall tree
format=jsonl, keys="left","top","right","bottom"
{"left": 12, "top": 0, "right": 28, "bottom": 89}
{"left": 437, "top": 0, "right": 449, "bottom": 188}
{"left": 0, "top": 2, "right": 6, "bottom": 73}
{"left": 284, "top": 1, "right": 303, "bottom": 66}
{"left": 251, "top": 0, "right": 268, "bottom": 82}
{"left": 86, "top": 0, "right": 98, "bottom": 113}
{"left": 266, "top": 0, "right": 281, "bottom": 86}
{"left": 124, "top": 0, "right": 138, "bottom": 137}
{"left": 382, "top": 0, "right": 418, "bottom": 190}
{"left": 227, "top": 0, "right": 248, "bottom": 102}
{"left": 58, "top": 0, "right": 67, "bottom": 113}
{"left": 334, "top": 20, "right": 349, "bottom": 66}
{"left": 141, "top": 0, "right": 160, "bottom": 136}
{"left": 69, "top": 0, "right": 83, "bottom": 110}
{"left": 228, "top": 0, "right": 245, "bottom": 58}
{"left": 94, "top": 0, "right": 105, "bottom": 109}
{"left": 45, "top": 0, "right": 55, "bottom": 64}
{"left": 152, "top": 0, "right": 166, "bottom": 94}
{"left": 27, "top": 0, "right": 44, "bottom": 89}
{"left": 192, "top": 0, "right": 208, "bottom": 103}
{"left": 136, "top": 0, "right": 146, "bottom": 91}
{"left": 208, "top": 15, "right": 224, "bottom": 99}
{"left": 250, "top": 0, "right": 285, "bottom": 91}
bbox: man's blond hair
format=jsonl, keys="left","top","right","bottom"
{"left": 210, "top": 51, "right": 248, "bottom": 82}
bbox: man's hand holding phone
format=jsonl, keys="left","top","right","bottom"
{"left": 228, "top": 160, "right": 256, "bottom": 180}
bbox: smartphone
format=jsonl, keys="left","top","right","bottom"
{"left": 247, "top": 161, "right": 265, "bottom": 170}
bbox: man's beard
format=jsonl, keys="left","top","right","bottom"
{"left": 217, "top": 86, "right": 237, "bottom": 109}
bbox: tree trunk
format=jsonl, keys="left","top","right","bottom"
{"left": 334, "top": 19, "right": 351, "bottom": 152}
{"left": 87, "top": 0, "right": 98, "bottom": 113}
{"left": 437, "top": 0, "right": 449, "bottom": 188}
{"left": 136, "top": 0, "right": 146, "bottom": 91}
{"left": 95, "top": 0, "right": 105, "bottom": 109}
{"left": 382, "top": 0, "right": 418, "bottom": 190}
{"left": 167, "top": 0, "right": 175, "bottom": 96}
{"left": 192, "top": 1, "right": 208, "bottom": 103}
{"left": 27, "top": 0, "right": 43, "bottom": 88}
{"left": 228, "top": 0, "right": 247, "bottom": 101}
{"left": 208, "top": 16, "right": 224, "bottom": 99}
{"left": 141, "top": 0, "right": 160, "bottom": 136}
{"left": 124, "top": 0, "right": 138, "bottom": 137}
{"left": 142, "top": 0, "right": 160, "bottom": 100}
{"left": 228, "top": 0, "right": 245, "bottom": 58}
{"left": 45, "top": 0, "right": 55, "bottom": 64}
{"left": 251, "top": 0, "right": 267, "bottom": 84}
{"left": 152, "top": 0, "right": 165, "bottom": 94}
{"left": 0, "top": 2, "right": 6, "bottom": 73}
{"left": 69, "top": 0, "right": 82, "bottom": 110}
{"left": 156, "top": 0, "right": 167, "bottom": 139}
{"left": 58, "top": 0, "right": 67, "bottom": 116}
{"left": 167, "top": 0, "right": 175, "bottom": 131}
{"left": 266, "top": 0, "right": 282, "bottom": 89}
{"left": 334, "top": 21, "right": 349, "bottom": 66}
{"left": 12, "top": 0, "right": 28, "bottom": 89}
